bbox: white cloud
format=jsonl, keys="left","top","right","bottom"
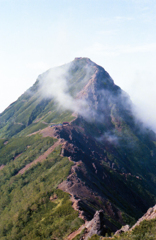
{"left": 38, "top": 63, "right": 89, "bottom": 118}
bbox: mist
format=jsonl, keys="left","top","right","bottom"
{"left": 38, "top": 60, "right": 120, "bottom": 125}
{"left": 38, "top": 60, "right": 156, "bottom": 134}
{"left": 38, "top": 63, "right": 91, "bottom": 119}
{"left": 96, "top": 131, "right": 119, "bottom": 145}
{"left": 121, "top": 72, "right": 156, "bottom": 133}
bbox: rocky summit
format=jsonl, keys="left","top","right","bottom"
{"left": 0, "top": 57, "right": 156, "bottom": 239}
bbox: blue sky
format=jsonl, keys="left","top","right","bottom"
{"left": 0, "top": 0, "right": 156, "bottom": 129}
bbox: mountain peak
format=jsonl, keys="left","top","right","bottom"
{"left": 74, "top": 57, "right": 93, "bottom": 63}
{"left": 74, "top": 57, "right": 91, "bottom": 61}
{"left": 1, "top": 58, "right": 156, "bottom": 239}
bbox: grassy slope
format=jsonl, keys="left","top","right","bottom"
{"left": 0, "top": 142, "right": 84, "bottom": 240}
{"left": 0, "top": 58, "right": 94, "bottom": 139}
{"left": 0, "top": 59, "right": 95, "bottom": 239}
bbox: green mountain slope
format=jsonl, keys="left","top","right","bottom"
{"left": 0, "top": 58, "right": 95, "bottom": 139}
{"left": 0, "top": 57, "right": 156, "bottom": 239}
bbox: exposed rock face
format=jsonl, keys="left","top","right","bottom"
{"left": 83, "top": 210, "right": 105, "bottom": 239}
{"left": 57, "top": 124, "right": 123, "bottom": 227}
{"left": 67, "top": 209, "right": 108, "bottom": 240}
{"left": 113, "top": 204, "right": 156, "bottom": 237}
{"left": 115, "top": 224, "right": 130, "bottom": 235}
{"left": 131, "top": 204, "right": 156, "bottom": 230}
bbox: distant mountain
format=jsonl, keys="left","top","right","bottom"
{"left": 0, "top": 57, "right": 156, "bottom": 239}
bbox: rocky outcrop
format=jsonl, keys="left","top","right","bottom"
{"left": 67, "top": 210, "right": 107, "bottom": 240}
{"left": 83, "top": 210, "right": 105, "bottom": 239}
{"left": 114, "top": 224, "right": 130, "bottom": 235}
{"left": 114, "top": 204, "right": 156, "bottom": 237}
{"left": 131, "top": 204, "right": 156, "bottom": 230}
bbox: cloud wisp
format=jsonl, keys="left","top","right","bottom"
{"left": 38, "top": 62, "right": 91, "bottom": 119}
{"left": 38, "top": 59, "right": 156, "bottom": 134}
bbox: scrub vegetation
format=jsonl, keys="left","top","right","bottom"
{"left": 0, "top": 143, "right": 83, "bottom": 239}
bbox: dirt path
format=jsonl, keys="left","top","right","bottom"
{"left": 28, "top": 126, "right": 59, "bottom": 139}
{"left": 67, "top": 223, "right": 86, "bottom": 240}
{"left": 0, "top": 165, "right": 5, "bottom": 171}
{"left": 17, "top": 139, "right": 63, "bottom": 175}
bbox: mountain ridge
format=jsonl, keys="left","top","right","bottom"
{"left": 0, "top": 57, "right": 156, "bottom": 239}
